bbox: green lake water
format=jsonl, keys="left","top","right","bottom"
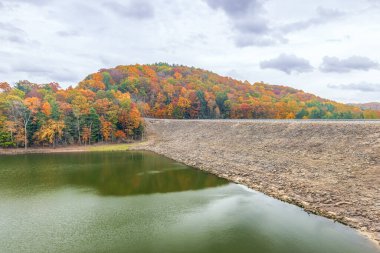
{"left": 0, "top": 151, "right": 378, "bottom": 253}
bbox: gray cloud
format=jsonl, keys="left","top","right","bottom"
{"left": 328, "top": 82, "right": 380, "bottom": 92}
{"left": 367, "top": 0, "right": 380, "bottom": 8}
{"left": 260, "top": 54, "right": 313, "bottom": 74}
{"left": 1, "top": 0, "right": 51, "bottom": 6}
{"left": 12, "top": 62, "right": 79, "bottom": 82}
{"left": 234, "top": 20, "right": 285, "bottom": 47}
{"left": 0, "top": 65, "right": 7, "bottom": 73}
{"left": 204, "top": 0, "right": 279, "bottom": 47}
{"left": 204, "top": 1, "right": 345, "bottom": 47}
{"left": 235, "top": 35, "right": 286, "bottom": 47}
{"left": 320, "top": 56, "right": 379, "bottom": 73}
{"left": 280, "top": 7, "right": 344, "bottom": 33}
{"left": 104, "top": 0, "right": 154, "bottom": 19}
{"left": 5, "top": 35, "right": 27, "bottom": 44}
{"left": 234, "top": 16, "right": 271, "bottom": 36}
{"left": 57, "top": 30, "right": 80, "bottom": 37}
{"left": 0, "top": 51, "right": 12, "bottom": 57}
{"left": 204, "top": 0, "right": 261, "bottom": 17}
{"left": 0, "top": 22, "right": 28, "bottom": 44}
{"left": 48, "top": 3, "right": 108, "bottom": 33}
{"left": 13, "top": 63, "right": 48, "bottom": 73}
{"left": 0, "top": 22, "right": 25, "bottom": 33}
{"left": 48, "top": 69, "right": 80, "bottom": 82}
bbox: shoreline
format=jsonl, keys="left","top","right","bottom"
{"left": 135, "top": 119, "right": 380, "bottom": 247}
{"left": 1, "top": 120, "right": 379, "bottom": 247}
{"left": 0, "top": 146, "right": 87, "bottom": 155}
{"left": 133, "top": 145, "right": 380, "bottom": 248}
{"left": 0, "top": 143, "right": 133, "bottom": 155}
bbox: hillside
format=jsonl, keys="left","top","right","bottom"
{"left": 1, "top": 63, "right": 379, "bottom": 148}
{"left": 79, "top": 63, "right": 379, "bottom": 119}
{"left": 350, "top": 102, "right": 380, "bottom": 111}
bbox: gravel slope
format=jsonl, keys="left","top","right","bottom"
{"left": 136, "top": 119, "right": 380, "bottom": 244}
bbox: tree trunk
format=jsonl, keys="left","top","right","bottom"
{"left": 89, "top": 123, "right": 92, "bottom": 146}
{"left": 24, "top": 124, "right": 27, "bottom": 150}
{"left": 77, "top": 118, "right": 81, "bottom": 145}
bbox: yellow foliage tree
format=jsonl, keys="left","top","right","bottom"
{"left": 34, "top": 120, "right": 65, "bottom": 148}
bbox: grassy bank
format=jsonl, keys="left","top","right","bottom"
{"left": 0, "top": 143, "right": 140, "bottom": 155}
{"left": 88, "top": 143, "right": 130, "bottom": 152}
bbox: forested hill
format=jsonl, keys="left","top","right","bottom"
{"left": 80, "top": 63, "right": 379, "bottom": 119}
{"left": 349, "top": 102, "right": 380, "bottom": 111}
{"left": 0, "top": 63, "right": 379, "bottom": 148}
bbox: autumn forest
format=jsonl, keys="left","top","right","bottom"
{"left": 0, "top": 63, "right": 379, "bottom": 148}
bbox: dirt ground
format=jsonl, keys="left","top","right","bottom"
{"left": 135, "top": 119, "right": 380, "bottom": 245}
{"left": 0, "top": 146, "right": 87, "bottom": 155}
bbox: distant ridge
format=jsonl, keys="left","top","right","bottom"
{"left": 349, "top": 102, "right": 380, "bottom": 111}
{"left": 79, "top": 63, "right": 380, "bottom": 119}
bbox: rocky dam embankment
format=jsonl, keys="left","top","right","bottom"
{"left": 137, "top": 119, "right": 380, "bottom": 244}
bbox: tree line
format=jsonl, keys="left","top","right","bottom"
{"left": 0, "top": 81, "right": 143, "bottom": 149}
{"left": 80, "top": 63, "right": 379, "bottom": 120}
{"left": 1, "top": 63, "right": 379, "bottom": 148}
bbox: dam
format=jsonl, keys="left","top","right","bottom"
{"left": 137, "top": 119, "right": 380, "bottom": 244}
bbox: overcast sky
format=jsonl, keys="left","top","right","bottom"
{"left": 1, "top": 0, "right": 379, "bottom": 103}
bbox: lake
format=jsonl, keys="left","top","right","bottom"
{"left": 0, "top": 151, "right": 378, "bottom": 253}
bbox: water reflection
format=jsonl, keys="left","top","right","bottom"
{"left": 0, "top": 151, "right": 228, "bottom": 196}
{"left": 0, "top": 152, "right": 378, "bottom": 253}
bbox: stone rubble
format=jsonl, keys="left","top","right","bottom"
{"left": 134, "top": 119, "right": 380, "bottom": 245}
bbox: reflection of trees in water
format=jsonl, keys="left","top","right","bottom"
{"left": 67, "top": 152, "right": 228, "bottom": 196}
{"left": 0, "top": 152, "right": 228, "bottom": 196}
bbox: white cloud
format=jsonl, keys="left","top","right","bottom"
{"left": 0, "top": 0, "right": 379, "bottom": 103}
